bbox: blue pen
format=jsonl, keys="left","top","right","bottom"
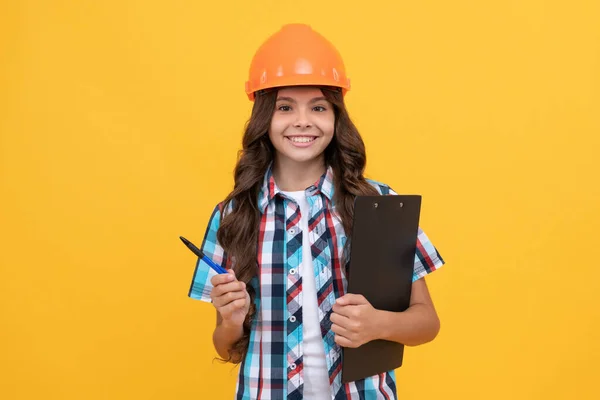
{"left": 179, "top": 236, "right": 229, "bottom": 274}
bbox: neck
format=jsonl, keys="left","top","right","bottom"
{"left": 272, "top": 156, "right": 327, "bottom": 191}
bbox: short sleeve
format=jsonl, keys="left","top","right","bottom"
{"left": 378, "top": 185, "right": 445, "bottom": 282}
{"left": 188, "top": 204, "right": 227, "bottom": 302}
{"left": 412, "top": 228, "right": 445, "bottom": 282}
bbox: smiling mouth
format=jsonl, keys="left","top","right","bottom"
{"left": 286, "top": 136, "right": 317, "bottom": 143}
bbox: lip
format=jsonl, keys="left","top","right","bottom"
{"left": 285, "top": 136, "right": 318, "bottom": 148}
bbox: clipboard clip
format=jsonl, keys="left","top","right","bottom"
{"left": 372, "top": 201, "right": 403, "bottom": 208}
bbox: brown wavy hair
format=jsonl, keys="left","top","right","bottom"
{"left": 216, "top": 86, "right": 379, "bottom": 363}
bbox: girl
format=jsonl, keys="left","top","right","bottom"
{"left": 188, "top": 24, "right": 445, "bottom": 400}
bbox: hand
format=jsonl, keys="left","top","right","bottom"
{"left": 331, "top": 294, "right": 382, "bottom": 348}
{"left": 210, "top": 270, "right": 250, "bottom": 328}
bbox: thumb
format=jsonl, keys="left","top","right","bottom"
{"left": 228, "top": 269, "right": 238, "bottom": 280}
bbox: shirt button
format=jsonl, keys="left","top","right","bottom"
{"left": 289, "top": 268, "right": 297, "bottom": 275}
{"left": 289, "top": 228, "right": 296, "bottom": 235}
{"left": 289, "top": 315, "right": 296, "bottom": 323}
{"left": 290, "top": 363, "right": 297, "bottom": 370}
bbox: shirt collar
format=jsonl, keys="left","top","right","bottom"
{"left": 257, "top": 164, "right": 335, "bottom": 213}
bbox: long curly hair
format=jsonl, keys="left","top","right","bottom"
{"left": 216, "top": 86, "right": 379, "bottom": 363}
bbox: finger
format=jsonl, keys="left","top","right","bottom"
{"left": 331, "top": 305, "right": 354, "bottom": 319}
{"left": 334, "top": 334, "right": 356, "bottom": 348}
{"left": 210, "top": 282, "right": 248, "bottom": 303}
{"left": 212, "top": 289, "right": 247, "bottom": 308}
{"left": 219, "top": 298, "right": 247, "bottom": 317}
{"left": 331, "top": 323, "right": 353, "bottom": 339}
{"left": 330, "top": 312, "right": 352, "bottom": 329}
{"left": 334, "top": 312, "right": 362, "bottom": 332}
{"left": 210, "top": 281, "right": 244, "bottom": 302}
{"left": 211, "top": 280, "right": 246, "bottom": 297}
{"left": 332, "top": 302, "right": 354, "bottom": 315}
{"left": 211, "top": 272, "right": 235, "bottom": 287}
{"left": 336, "top": 294, "right": 367, "bottom": 306}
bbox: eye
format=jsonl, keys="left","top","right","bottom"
{"left": 278, "top": 105, "right": 292, "bottom": 112}
{"left": 313, "top": 105, "right": 327, "bottom": 112}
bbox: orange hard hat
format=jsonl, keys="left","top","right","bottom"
{"left": 245, "top": 24, "right": 351, "bottom": 101}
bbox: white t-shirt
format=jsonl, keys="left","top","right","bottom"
{"left": 282, "top": 190, "right": 331, "bottom": 399}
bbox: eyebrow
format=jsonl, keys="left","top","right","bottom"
{"left": 276, "top": 96, "right": 328, "bottom": 104}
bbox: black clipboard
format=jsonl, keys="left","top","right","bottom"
{"left": 341, "top": 195, "right": 422, "bottom": 383}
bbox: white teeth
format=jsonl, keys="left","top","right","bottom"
{"left": 289, "top": 137, "right": 315, "bottom": 143}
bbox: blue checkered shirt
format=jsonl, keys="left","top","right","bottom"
{"left": 189, "top": 166, "right": 445, "bottom": 399}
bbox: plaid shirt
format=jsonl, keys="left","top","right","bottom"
{"left": 189, "top": 166, "right": 445, "bottom": 399}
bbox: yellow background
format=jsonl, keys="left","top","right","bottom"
{"left": 1, "top": 1, "right": 599, "bottom": 399}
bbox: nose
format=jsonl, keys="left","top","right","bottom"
{"left": 293, "top": 109, "right": 313, "bottom": 129}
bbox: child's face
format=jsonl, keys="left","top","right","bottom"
{"left": 268, "top": 86, "right": 335, "bottom": 167}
